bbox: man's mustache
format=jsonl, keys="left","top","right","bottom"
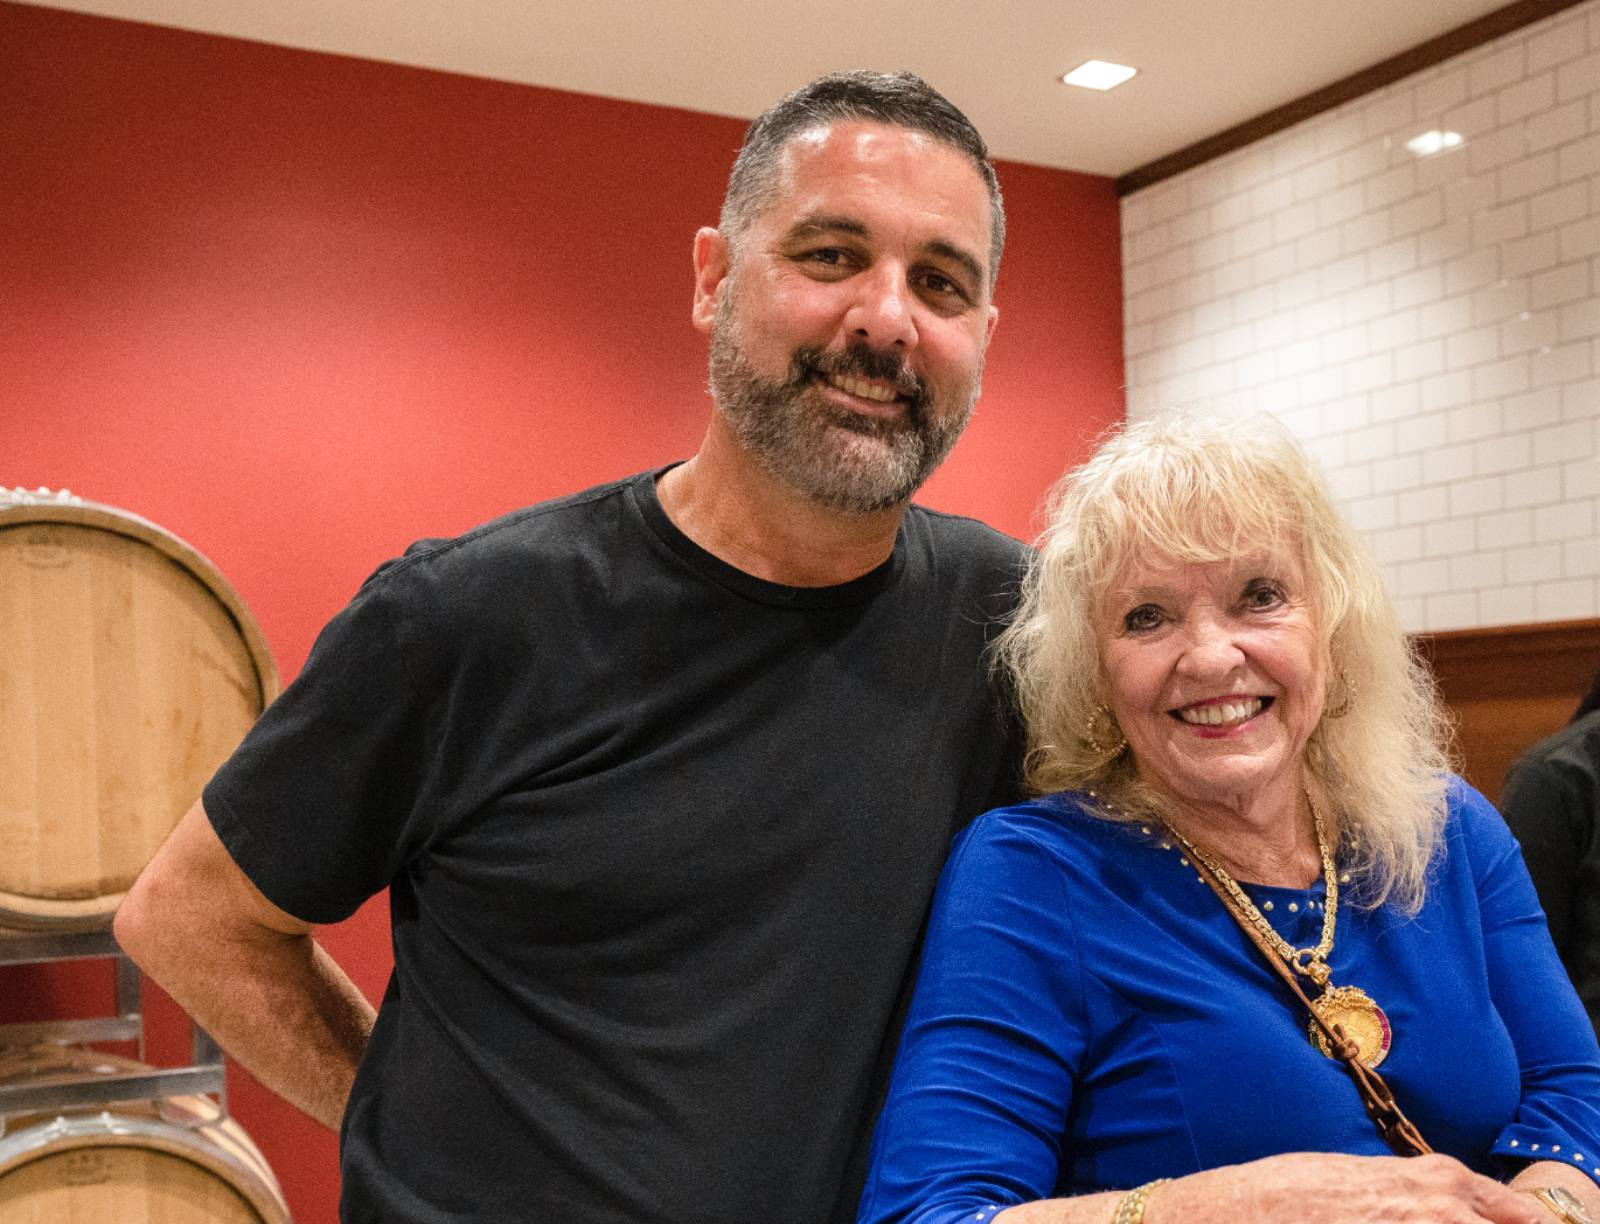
{"left": 791, "top": 344, "right": 927, "bottom": 412}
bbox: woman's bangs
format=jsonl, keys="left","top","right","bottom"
{"left": 1102, "top": 470, "right": 1296, "bottom": 574}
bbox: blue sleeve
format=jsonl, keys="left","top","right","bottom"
{"left": 1460, "top": 781, "right": 1600, "bottom": 1181}
{"left": 855, "top": 814, "right": 1086, "bottom": 1224}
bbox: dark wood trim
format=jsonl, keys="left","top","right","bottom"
{"left": 1118, "top": 0, "right": 1594, "bottom": 197}
{"left": 1415, "top": 617, "right": 1600, "bottom": 670}
{"left": 1411, "top": 617, "right": 1600, "bottom": 803}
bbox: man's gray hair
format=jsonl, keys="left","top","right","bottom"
{"left": 719, "top": 70, "right": 1005, "bottom": 292}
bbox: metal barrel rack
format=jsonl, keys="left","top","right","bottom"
{"left": 0, "top": 926, "right": 227, "bottom": 1128}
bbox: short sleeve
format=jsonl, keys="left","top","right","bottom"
{"left": 1459, "top": 782, "right": 1600, "bottom": 1182}
{"left": 203, "top": 564, "right": 451, "bottom": 924}
{"left": 855, "top": 814, "right": 1087, "bottom": 1224}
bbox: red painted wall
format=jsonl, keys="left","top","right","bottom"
{"left": 0, "top": 3, "right": 1123, "bottom": 1220}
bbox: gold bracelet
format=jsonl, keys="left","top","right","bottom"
{"left": 1108, "top": 1178, "right": 1170, "bottom": 1224}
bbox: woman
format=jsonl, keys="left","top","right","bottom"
{"left": 856, "top": 415, "right": 1600, "bottom": 1224}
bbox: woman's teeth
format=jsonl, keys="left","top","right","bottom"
{"left": 1178, "top": 698, "right": 1263, "bottom": 726}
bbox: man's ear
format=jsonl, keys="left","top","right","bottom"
{"left": 984, "top": 303, "right": 999, "bottom": 345}
{"left": 691, "top": 227, "right": 730, "bottom": 335}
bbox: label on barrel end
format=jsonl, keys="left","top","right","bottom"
{"left": 59, "top": 1150, "right": 113, "bottom": 1186}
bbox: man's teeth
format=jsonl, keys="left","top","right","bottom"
{"left": 1178, "top": 699, "right": 1263, "bottom": 726}
{"left": 827, "top": 373, "right": 897, "bottom": 403}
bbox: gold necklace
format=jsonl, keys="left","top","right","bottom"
{"left": 1168, "top": 797, "right": 1393, "bottom": 1067}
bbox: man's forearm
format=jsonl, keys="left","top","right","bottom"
{"left": 207, "top": 930, "right": 375, "bottom": 1130}
{"left": 124, "top": 916, "right": 374, "bottom": 1130}
{"left": 112, "top": 798, "right": 378, "bottom": 1131}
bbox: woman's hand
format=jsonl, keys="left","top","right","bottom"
{"left": 996, "top": 1152, "right": 1552, "bottom": 1223}
{"left": 1162, "top": 1152, "right": 1550, "bottom": 1224}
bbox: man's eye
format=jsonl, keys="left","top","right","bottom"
{"left": 1124, "top": 605, "right": 1163, "bottom": 632}
{"left": 800, "top": 248, "right": 848, "bottom": 268}
{"left": 918, "top": 271, "right": 972, "bottom": 304}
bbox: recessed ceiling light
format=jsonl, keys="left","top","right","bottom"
{"left": 1404, "top": 129, "right": 1463, "bottom": 157}
{"left": 1061, "top": 60, "right": 1138, "bottom": 91}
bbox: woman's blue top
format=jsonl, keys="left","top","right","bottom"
{"left": 856, "top": 778, "right": 1600, "bottom": 1224}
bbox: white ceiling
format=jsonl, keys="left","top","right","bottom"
{"left": 26, "top": 0, "right": 1528, "bottom": 177}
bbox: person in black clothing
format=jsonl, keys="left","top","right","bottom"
{"left": 114, "top": 72, "right": 1028, "bottom": 1224}
{"left": 1501, "top": 669, "right": 1600, "bottom": 1040}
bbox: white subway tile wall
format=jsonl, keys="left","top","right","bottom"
{"left": 1122, "top": 1, "right": 1600, "bottom": 631}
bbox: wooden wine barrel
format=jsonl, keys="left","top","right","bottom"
{"left": 0, "top": 493, "right": 279, "bottom": 930}
{"left": 0, "top": 1044, "right": 290, "bottom": 1222}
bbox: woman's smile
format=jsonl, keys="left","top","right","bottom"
{"left": 1172, "top": 695, "right": 1270, "bottom": 728}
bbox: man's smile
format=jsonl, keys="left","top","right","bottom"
{"left": 822, "top": 370, "right": 899, "bottom": 404}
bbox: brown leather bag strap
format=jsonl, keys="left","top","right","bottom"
{"left": 1185, "top": 851, "right": 1434, "bottom": 1157}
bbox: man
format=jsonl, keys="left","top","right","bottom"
{"left": 116, "top": 71, "right": 1026, "bottom": 1224}
{"left": 1501, "top": 669, "right": 1600, "bottom": 1039}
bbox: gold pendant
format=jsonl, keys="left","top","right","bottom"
{"left": 1308, "top": 984, "right": 1392, "bottom": 1067}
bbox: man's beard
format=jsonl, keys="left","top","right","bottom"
{"left": 708, "top": 305, "right": 981, "bottom": 514}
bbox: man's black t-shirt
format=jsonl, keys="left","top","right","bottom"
{"left": 205, "top": 469, "right": 1027, "bottom": 1223}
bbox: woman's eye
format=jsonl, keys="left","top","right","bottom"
{"left": 1244, "top": 580, "right": 1286, "bottom": 609}
{"left": 1124, "top": 605, "right": 1163, "bottom": 632}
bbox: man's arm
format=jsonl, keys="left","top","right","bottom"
{"left": 113, "top": 798, "right": 377, "bottom": 1130}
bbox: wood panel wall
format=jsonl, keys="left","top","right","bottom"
{"left": 1415, "top": 618, "right": 1600, "bottom": 805}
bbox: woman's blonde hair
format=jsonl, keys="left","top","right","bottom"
{"left": 996, "top": 413, "right": 1453, "bottom": 911}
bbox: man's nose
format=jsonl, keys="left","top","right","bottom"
{"left": 844, "top": 265, "right": 918, "bottom": 349}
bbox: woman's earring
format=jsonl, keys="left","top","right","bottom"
{"left": 1324, "top": 667, "right": 1354, "bottom": 720}
{"left": 1084, "top": 705, "right": 1128, "bottom": 756}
